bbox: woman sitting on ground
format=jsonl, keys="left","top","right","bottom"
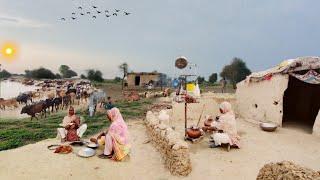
{"left": 96, "top": 107, "right": 131, "bottom": 161}
{"left": 202, "top": 101, "right": 240, "bottom": 150}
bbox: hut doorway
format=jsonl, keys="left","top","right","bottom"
{"left": 282, "top": 75, "right": 320, "bottom": 132}
{"left": 135, "top": 76, "right": 141, "bottom": 86}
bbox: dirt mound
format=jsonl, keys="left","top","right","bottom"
{"left": 257, "top": 161, "right": 320, "bottom": 180}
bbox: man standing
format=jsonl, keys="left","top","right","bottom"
{"left": 57, "top": 106, "right": 87, "bottom": 142}
{"left": 220, "top": 78, "right": 227, "bottom": 93}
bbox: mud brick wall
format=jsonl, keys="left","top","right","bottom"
{"left": 144, "top": 111, "right": 192, "bottom": 176}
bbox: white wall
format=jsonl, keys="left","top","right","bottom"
{"left": 312, "top": 110, "right": 320, "bottom": 137}
{"left": 236, "top": 74, "right": 289, "bottom": 125}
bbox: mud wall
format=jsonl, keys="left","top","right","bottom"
{"left": 144, "top": 111, "right": 192, "bottom": 176}
{"left": 236, "top": 74, "right": 289, "bottom": 125}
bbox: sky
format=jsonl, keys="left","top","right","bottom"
{"left": 0, "top": 0, "right": 319, "bottom": 79}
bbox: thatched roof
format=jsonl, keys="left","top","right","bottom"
{"left": 247, "top": 56, "right": 320, "bottom": 82}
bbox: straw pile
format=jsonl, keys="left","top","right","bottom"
{"left": 257, "top": 161, "right": 320, "bottom": 180}
{"left": 144, "top": 111, "right": 192, "bottom": 176}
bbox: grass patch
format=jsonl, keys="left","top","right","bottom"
{"left": 0, "top": 98, "right": 153, "bottom": 151}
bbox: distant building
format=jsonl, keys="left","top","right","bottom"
{"left": 127, "top": 72, "right": 167, "bottom": 87}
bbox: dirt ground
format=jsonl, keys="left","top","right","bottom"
{"left": 1, "top": 97, "right": 320, "bottom": 180}
{"left": 0, "top": 120, "right": 173, "bottom": 180}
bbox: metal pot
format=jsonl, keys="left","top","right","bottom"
{"left": 260, "top": 122, "right": 278, "bottom": 132}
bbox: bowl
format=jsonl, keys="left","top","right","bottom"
{"left": 86, "top": 142, "right": 99, "bottom": 149}
{"left": 77, "top": 148, "right": 96, "bottom": 158}
{"left": 69, "top": 141, "right": 85, "bottom": 146}
{"left": 186, "top": 128, "right": 202, "bottom": 139}
{"left": 260, "top": 122, "right": 278, "bottom": 132}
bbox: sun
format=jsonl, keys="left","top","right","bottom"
{"left": 5, "top": 47, "right": 13, "bottom": 55}
{"left": 1, "top": 42, "right": 18, "bottom": 60}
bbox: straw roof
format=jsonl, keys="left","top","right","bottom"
{"left": 247, "top": 56, "right": 320, "bottom": 82}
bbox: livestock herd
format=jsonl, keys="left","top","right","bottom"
{"left": 1, "top": 78, "right": 173, "bottom": 120}
{"left": 0, "top": 79, "right": 94, "bottom": 120}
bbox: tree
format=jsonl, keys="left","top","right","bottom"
{"left": 55, "top": 73, "right": 62, "bottom": 79}
{"left": 197, "top": 76, "right": 205, "bottom": 84}
{"left": 114, "top": 77, "right": 122, "bottom": 82}
{"left": 59, "top": 65, "right": 78, "bottom": 78}
{"left": 86, "top": 69, "right": 104, "bottom": 82}
{"left": 25, "top": 67, "right": 57, "bottom": 79}
{"left": 220, "top": 57, "right": 251, "bottom": 88}
{"left": 0, "top": 69, "right": 12, "bottom": 79}
{"left": 208, "top": 73, "right": 218, "bottom": 84}
{"left": 80, "top": 74, "right": 87, "bottom": 79}
{"left": 118, "top": 63, "right": 128, "bottom": 90}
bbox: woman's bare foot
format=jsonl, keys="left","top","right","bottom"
{"left": 98, "top": 154, "right": 112, "bottom": 159}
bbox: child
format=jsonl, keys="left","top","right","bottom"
{"left": 104, "top": 96, "right": 115, "bottom": 110}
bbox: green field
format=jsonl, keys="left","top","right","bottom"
{"left": 0, "top": 99, "right": 152, "bottom": 151}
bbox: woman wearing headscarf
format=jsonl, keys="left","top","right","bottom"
{"left": 203, "top": 101, "right": 240, "bottom": 150}
{"left": 98, "top": 108, "right": 131, "bottom": 161}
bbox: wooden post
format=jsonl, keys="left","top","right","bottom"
{"left": 184, "top": 76, "right": 188, "bottom": 137}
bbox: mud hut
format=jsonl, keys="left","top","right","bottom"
{"left": 236, "top": 57, "right": 320, "bottom": 136}
{"left": 127, "top": 72, "right": 165, "bottom": 87}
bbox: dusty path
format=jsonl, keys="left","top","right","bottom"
{"left": 0, "top": 120, "right": 173, "bottom": 180}
{"left": 1, "top": 113, "right": 320, "bottom": 180}
{"left": 184, "top": 119, "right": 320, "bottom": 180}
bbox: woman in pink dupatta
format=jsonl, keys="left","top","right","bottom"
{"left": 98, "top": 108, "right": 130, "bottom": 161}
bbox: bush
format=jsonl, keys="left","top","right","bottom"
{"left": 209, "top": 73, "right": 218, "bottom": 83}
{"left": 114, "top": 77, "right": 122, "bottom": 82}
{"left": 197, "top": 76, "right": 205, "bottom": 84}
{"left": 25, "top": 67, "right": 57, "bottom": 79}
{"left": 87, "top": 69, "right": 104, "bottom": 82}
{"left": 80, "top": 74, "right": 87, "bottom": 79}
{"left": 59, "top": 65, "right": 78, "bottom": 78}
{"left": 0, "top": 69, "right": 12, "bottom": 79}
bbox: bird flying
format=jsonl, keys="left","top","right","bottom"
{"left": 124, "top": 12, "right": 131, "bottom": 15}
{"left": 115, "top": 9, "right": 120, "bottom": 12}
{"left": 92, "top": 6, "right": 97, "bottom": 9}
{"left": 60, "top": 18, "right": 66, "bottom": 21}
{"left": 113, "top": 13, "right": 117, "bottom": 16}
{"left": 97, "top": 11, "right": 101, "bottom": 14}
{"left": 78, "top": 6, "right": 82, "bottom": 9}
{"left": 71, "top": 17, "right": 76, "bottom": 20}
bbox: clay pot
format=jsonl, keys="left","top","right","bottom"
{"left": 186, "top": 128, "right": 201, "bottom": 139}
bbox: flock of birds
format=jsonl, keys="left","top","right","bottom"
{"left": 60, "top": 5, "right": 131, "bottom": 22}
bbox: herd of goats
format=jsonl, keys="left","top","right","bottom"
{"left": 0, "top": 80, "right": 98, "bottom": 120}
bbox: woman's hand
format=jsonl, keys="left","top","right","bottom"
{"left": 202, "top": 126, "right": 218, "bottom": 131}
{"left": 97, "top": 132, "right": 106, "bottom": 139}
{"left": 70, "top": 124, "right": 76, "bottom": 129}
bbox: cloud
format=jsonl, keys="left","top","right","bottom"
{"left": 0, "top": 15, "right": 51, "bottom": 28}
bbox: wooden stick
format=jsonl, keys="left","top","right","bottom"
{"left": 196, "top": 104, "right": 206, "bottom": 127}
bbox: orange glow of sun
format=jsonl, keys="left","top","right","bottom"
{"left": 1, "top": 42, "right": 18, "bottom": 61}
